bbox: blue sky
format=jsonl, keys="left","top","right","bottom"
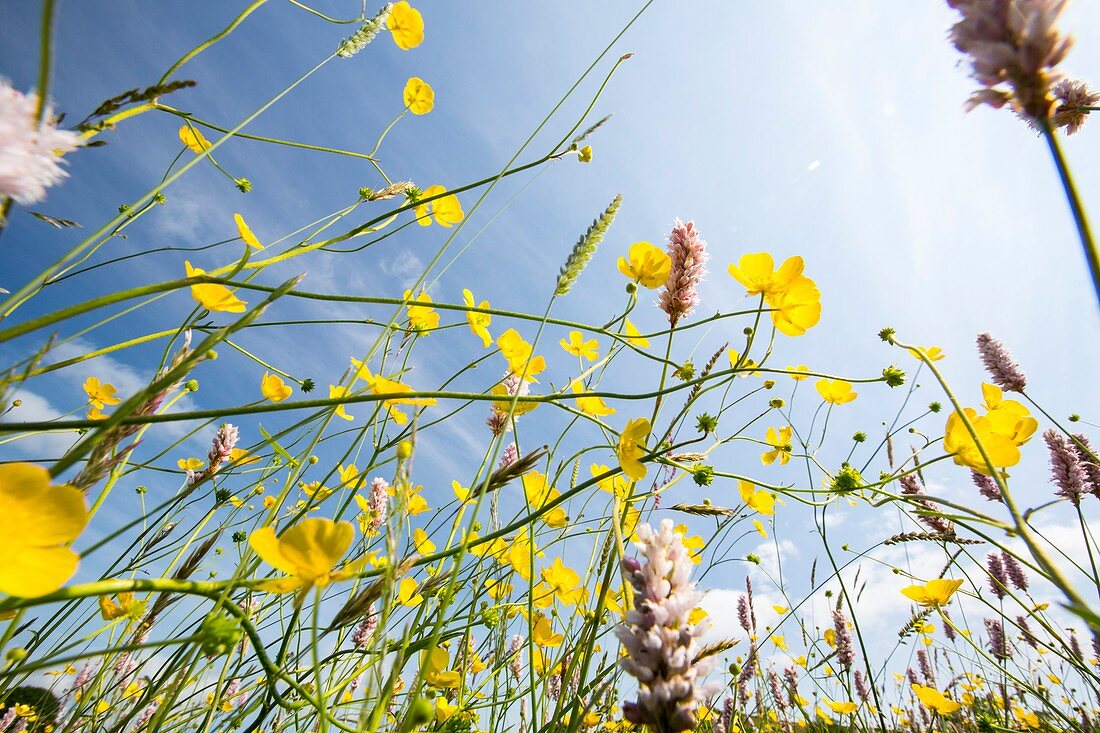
{"left": 3, "top": 0, "right": 1100, "bottom": 701}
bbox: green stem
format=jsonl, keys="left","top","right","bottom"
{"left": 1076, "top": 503, "right": 1100, "bottom": 601}
{"left": 157, "top": 0, "right": 270, "bottom": 85}
{"left": 369, "top": 109, "right": 407, "bottom": 157}
{"left": 35, "top": 0, "right": 57, "bottom": 123}
{"left": 156, "top": 104, "right": 379, "bottom": 161}
{"left": 1041, "top": 120, "right": 1100, "bottom": 309}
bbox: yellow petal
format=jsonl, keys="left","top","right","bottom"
{"left": 249, "top": 527, "right": 300, "bottom": 576}
{"left": 277, "top": 519, "right": 354, "bottom": 579}
{"left": 0, "top": 545, "right": 79, "bottom": 598}
{"left": 234, "top": 214, "right": 263, "bottom": 250}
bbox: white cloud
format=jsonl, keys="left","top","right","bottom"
{"left": 0, "top": 389, "right": 78, "bottom": 459}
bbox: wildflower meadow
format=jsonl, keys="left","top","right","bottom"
{"left": 2, "top": 2, "right": 1100, "bottom": 733}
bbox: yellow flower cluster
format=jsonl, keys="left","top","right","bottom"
{"left": 728, "top": 253, "right": 821, "bottom": 336}
{"left": 943, "top": 383, "right": 1037, "bottom": 474}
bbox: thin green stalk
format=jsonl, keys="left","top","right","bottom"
{"left": 156, "top": 104, "right": 379, "bottom": 161}
{"left": 1041, "top": 120, "right": 1100, "bottom": 309}
{"left": 157, "top": 0, "right": 270, "bottom": 85}
{"left": 35, "top": 0, "right": 57, "bottom": 123}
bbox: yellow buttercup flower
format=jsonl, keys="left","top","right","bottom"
{"left": 415, "top": 185, "right": 464, "bottom": 228}
{"left": 728, "top": 348, "right": 760, "bottom": 376}
{"left": 761, "top": 425, "right": 794, "bottom": 465}
{"left": 178, "top": 125, "right": 210, "bottom": 154}
{"left": 436, "top": 698, "right": 459, "bottom": 723}
{"left": 908, "top": 345, "right": 944, "bottom": 362}
{"left": 249, "top": 518, "right": 359, "bottom": 604}
{"left": 177, "top": 457, "right": 203, "bottom": 471}
{"left": 398, "top": 576, "right": 423, "bottom": 606}
{"left": 943, "top": 409, "right": 1017, "bottom": 473}
{"left": 99, "top": 590, "right": 146, "bottom": 622}
{"left": 591, "top": 464, "right": 630, "bottom": 498}
{"left": 490, "top": 382, "right": 538, "bottom": 418}
{"left": 728, "top": 253, "right": 804, "bottom": 296}
{"left": 0, "top": 463, "right": 88, "bottom": 598}
{"left": 230, "top": 447, "right": 259, "bottom": 466}
{"left": 356, "top": 365, "right": 437, "bottom": 425}
{"left": 185, "top": 261, "right": 246, "bottom": 313}
{"left": 387, "top": 1, "right": 424, "bottom": 50}
{"left": 622, "top": 504, "right": 641, "bottom": 540}
{"left": 560, "top": 330, "right": 599, "bottom": 361}
{"left": 234, "top": 213, "right": 263, "bottom": 249}
{"left": 787, "top": 364, "right": 810, "bottom": 381}
{"left": 980, "top": 384, "right": 1038, "bottom": 445}
{"left": 578, "top": 145, "right": 593, "bottom": 163}
{"left": 452, "top": 480, "right": 472, "bottom": 505}
{"left": 815, "top": 379, "right": 857, "bottom": 405}
{"left": 767, "top": 275, "right": 821, "bottom": 336}
{"left": 402, "top": 484, "right": 431, "bottom": 515}
{"left": 617, "top": 418, "right": 651, "bottom": 481}
{"left": 532, "top": 613, "right": 564, "bottom": 647}
{"left": 403, "top": 76, "right": 434, "bottom": 115}
{"left": 403, "top": 289, "right": 439, "bottom": 333}
{"left": 727, "top": 252, "right": 822, "bottom": 336}
{"left": 462, "top": 288, "right": 492, "bottom": 347}
{"left": 328, "top": 385, "right": 354, "bottom": 421}
{"left": 413, "top": 528, "right": 436, "bottom": 555}
{"left": 522, "top": 471, "right": 568, "bottom": 529}
{"left": 617, "top": 241, "right": 671, "bottom": 289}
{"left": 942, "top": 389, "right": 1036, "bottom": 475}
{"left": 83, "top": 376, "right": 121, "bottom": 409}
{"left": 422, "top": 646, "right": 461, "bottom": 688}
{"left": 485, "top": 577, "right": 512, "bottom": 600}
{"left": 572, "top": 380, "right": 616, "bottom": 417}
{"left": 900, "top": 578, "right": 964, "bottom": 607}
{"left": 261, "top": 372, "right": 292, "bottom": 402}
{"left": 824, "top": 700, "right": 858, "bottom": 715}
{"left": 622, "top": 317, "right": 650, "bottom": 348}
{"left": 301, "top": 481, "right": 333, "bottom": 502}
{"left": 673, "top": 524, "right": 705, "bottom": 564}
{"left": 338, "top": 464, "right": 360, "bottom": 488}
{"left": 505, "top": 526, "right": 538, "bottom": 581}
{"left": 605, "top": 587, "right": 625, "bottom": 616}
{"left": 912, "top": 684, "right": 962, "bottom": 714}
{"left": 497, "top": 328, "right": 546, "bottom": 383}
{"left": 541, "top": 557, "right": 583, "bottom": 605}
{"left": 739, "top": 480, "right": 775, "bottom": 515}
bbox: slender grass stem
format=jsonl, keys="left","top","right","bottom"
{"left": 1041, "top": 121, "right": 1100, "bottom": 310}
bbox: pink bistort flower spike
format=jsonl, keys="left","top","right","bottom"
{"left": 1044, "top": 428, "right": 1087, "bottom": 505}
{"left": 616, "top": 519, "right": 716, "bottom": 733}
{"left": 975, "top": 333, "right": 1027, "bottom": 393}
{"left": 660, "top": 219, "right": 709, "bottom": 327}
